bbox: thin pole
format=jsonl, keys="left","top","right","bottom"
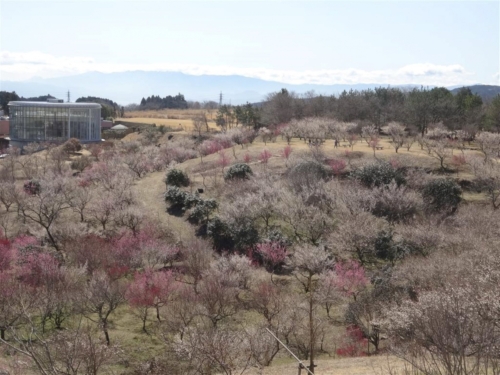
{"left": 265, "top": 328, "right": 315, "bottom": 375}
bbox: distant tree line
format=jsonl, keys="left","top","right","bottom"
{"left": 76, "top": 96, "right": 122, "bottom": 119}
{"left": 259, "top": 86, "right": 500, "bottom": 134}
{"left": 0, "top": 91, "right": 124, "bottom": 119}
{"left": 139, "top": 94, "right": 188, "bottom": 110}
{"left": 0, "top": 92, "right": 58, "bottom": 115}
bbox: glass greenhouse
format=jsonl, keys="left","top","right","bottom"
{"left": 8, "top": 101, "right": 101, "bottom": 147}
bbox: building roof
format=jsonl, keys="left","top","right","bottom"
{"left": 110, "top": 124, "right": 128, "bottom": 130}
{"left": 8, "top": 101, "right": 101, "bottom": 109}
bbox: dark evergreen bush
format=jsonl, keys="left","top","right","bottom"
{"left": 207, "top": 217, "right": 259, "bottom": 253}
{"left": 224, "top": 163, "right": 253, "bottom": 181}
{"left": 23, "top": 180, "right": 41, "bottom": 195}
{"left": 164, "top": 187, "right": 189, "bottom": 214}
{"left": 422, "top": 178, "right": 461, "bottom": 215}
{"left": 207, "top": 217, "right": 234, "bottom": 251}
{"left": 165, "top": 169, "right": 190, "bottom": 187}
{"left": 188, "top": 199, "right": 218, "bottom": 225}
{"left": 288, "top": 160, "right": 329, "bottom": 191}
{"left": 352, "top": 162, "right": 405, "bottom": 188}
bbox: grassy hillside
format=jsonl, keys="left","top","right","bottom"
{"left": 0, "top": 112, "right": 498, "bottom": 375}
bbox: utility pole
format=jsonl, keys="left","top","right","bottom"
{"left": 265, "top": 328, "right": 315, "bottom": 375}
{"left": 67, "top": 90, "right": 70, "bottom": 103}
{"left": 219, "top": 92, "right": 223, "bottom": 108}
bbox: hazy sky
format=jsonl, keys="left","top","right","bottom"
{"left": 0, "top": 0, "right": 499, "bottom": 86}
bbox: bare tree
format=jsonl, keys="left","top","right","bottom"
{"left": 388, "top": 122, "right": 406, "bottom": 153}
{"left": 192, "top": 112, "right": 209, "bottom": 137}
{"left": 68, "top": 182, "right": 94, "bottom": 222}
{"left": 17, "top": 175, "right": 73, "bottom": 252}
{"left": 426, "top": 138, "right": 452, "bottom": 170}
{"left": 174, "top": 325, "right": 254, "bottom": 375}
{"left": 180, "top": 239, "right": 214, "bottom": 293}
{"left": 286, "top": 245, "right": 334, "bottom": 374}
{"left": 361, "top": 125, "right": 378, "bottom": 145}
{"left": 80, "top": 271, "right": 127, "bottom": 345}
{"left": 469, "top": 156, "right": 500, "bottom": 209}
{"left": 0, "top": 317, "right": 119, "bottom": 375}
{"left": 476, "top": 131, "right": 500, "bottom": 161}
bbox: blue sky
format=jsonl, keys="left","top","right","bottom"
{"left": 1, "top": 0, "right": 498, "bottom": 86}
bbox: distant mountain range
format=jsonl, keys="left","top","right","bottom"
{"left": 1, "top": 71, "right": 499, "bottom": 105}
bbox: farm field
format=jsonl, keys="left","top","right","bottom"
{"left": 118, "top": 108, "right": 219, "bottom": 133}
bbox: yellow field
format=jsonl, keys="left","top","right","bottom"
{"left": 119, "top": 108, "right": 219, "bottom": 132}
{"left": 116, "top": 116, "right": 219, "bottom": 132}
{"left": 124, "top": 108, "right": 216, "bottom": 120}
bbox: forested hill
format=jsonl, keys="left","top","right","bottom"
{"left": 76, "top": 96, "right": 121, "bottom": 118}
{"left": 451, "top": 85, "right": 500, "bottom": 102}
{"left": 139, "top": 93, "right": 188, "bottom": 110}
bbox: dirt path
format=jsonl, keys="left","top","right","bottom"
{"left": 132, "top": 170, "right": 196, "bottom": 243}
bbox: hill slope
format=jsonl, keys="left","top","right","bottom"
{"left": 451, "top": 84, "right": 500, "bottom": 101}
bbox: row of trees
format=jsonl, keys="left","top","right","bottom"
{"left": 259, "top": 87, "right": 500, "bottom": 134}
{"left": 139, "top": 94, "right": 188, "bottom": 110}
{"left": 198, "top": 87, "right": 499, "bottom": 139}
{"left": 75, "top": 96, "right": 123, "bottom": 119}
{"left": 0, "top": 92, "right": 60, "bottom": 115}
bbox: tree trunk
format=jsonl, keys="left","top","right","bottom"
{"left": 45, "top": 227, "right": 60, "bottom": 252}
{"left": 308, "top": 274, "right": 315, "bottom": 374}
{"left": 103, "top": 321, "right": 110, "bottom": 346}
{"left": 156, "top": 305, "right": 161, "bottom": 322}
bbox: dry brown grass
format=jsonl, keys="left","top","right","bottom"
{"left": 119, "top": 108, "right": 219, "bottom": 133}
{"left": 131, "top": 169, "right": 197, "bottom": 243}
{"left": 249, "top": 355, "right": 407, "bottom": 375}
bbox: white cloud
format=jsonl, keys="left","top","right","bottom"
{"left": 492, "top": 72, "right": 500, "bottom": 85}
{"left": 0, "top": 50, "right": 478, "bottom": 87}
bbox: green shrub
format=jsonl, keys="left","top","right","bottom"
{"left": 207, "top": 217, "right": 234, "bottom": 251}
{"left": 63, "top": 138, "right": 82, "bottom": 154}
{"left": 288, "top": 160, "right": 328, "bottom": 191}
{"left": 352, "top": 162, "right": 405, "bottom": 188}
{"left": 164, "top": 187, "right": 189, "bottom": 213}
{"left": 231, "top": 217, "right": 260, "bottom": 251}
{"left": 70, "top": 155, "right": 92, "bottom": 172}
{"left": 224, "top": 163, "right": 253, "bottom": 181}
{"left": 188, "top": 199, "right": 218, "bottom": 224}
{"left": 422, "top": 178, "right": 461, "bottom": 215}
{"left": 165, "top": 187, "right": 217, "bottom": 223}
{"left": 165, "top": 169, "right": 190, "bottom": 187}
{"left": 207, "top": 217, "right": 259, "bottom": 253}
